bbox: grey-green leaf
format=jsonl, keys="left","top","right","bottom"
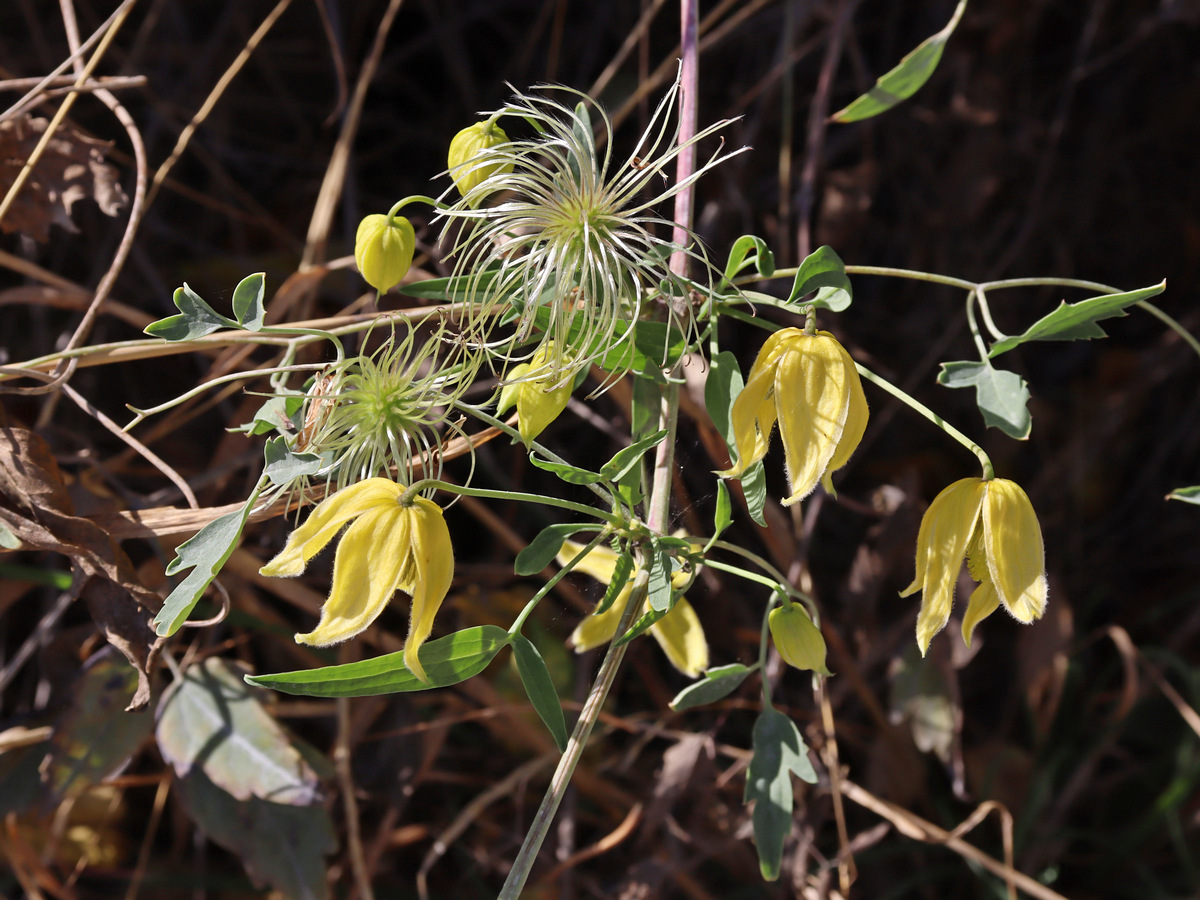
{"left": 599, "top": 429, "right": 668, "bottom": 484}
{"left": 0, "top": 521, "right": 19, "bottom": 549}
{"left": 516, "top": 523, "right": 593, "bottom": 576}
{"left": 987, "top": 280, "right": 1167, "bottom": 357}
{"left": 786, "top": 245, "right": 852, "bottom": 311}
{"left": 745, "top": 708, "right": 818, "bottom": 880}
{"left": 722, "top": 234, "right": 776, "bottom": 285}
{"left": 1167, "top": 486, "right": 1200, "bottom": 505}
{"left": 646, "top": 538, "right": 673, "bottom": 613}
{"left": 832, "top": 0, "right": 968, "bottom": 123}
{"left": 528, "top": 452, "right": 602, "bottom": 485}
{"left": 245, "top": 625, "right": 512, "bottom": 697}
{"left": 263, "top": 436, "right": 326, "bottom": 485}
{"left": 670, "top": 663, "right": 753, "bottom": 711}
{"left": 595, "top": 548, "right": 634, "bottom": 616}
{"left": 232, "top": 272, "right": 267, "bottom": 331}
{"left": 156, "top": 656, "right": 321, "bottom": 805}
{"left": 938, "top": 360, "right": 1032, "bottom": 440}
{"left": 144, "top": 283, "right": 233, "bottom": 341}
{"left": 512, "top": 635, "right": 569, "bottom": 752}
{"left": 712, "top": 480, "right": 732, "bottom": 539}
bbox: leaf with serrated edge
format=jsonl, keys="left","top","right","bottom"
{"left": 938, "top": 360, "right": 1031, "bottom": 440}
{"left": 246, "top": 626, "right": 512, "bottom": 697}
{"left": 987, "top": 281, "right": 1166, "bottom": 357}
{"left": 832, "top": 0, "right": 968, "bottom": 123}
{"left": 670, "top": 663, "right": 752, "bottom": 711}
{"left": 512, "top": 635, "right": 569, "bottom": 751}
{"left": 745, "top": 708, "right": 818, "bottom": 880}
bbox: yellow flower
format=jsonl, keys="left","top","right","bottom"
{"left": 447, "top": 120, "right": 513, "bottom": 196}
{"left": 901, "top": 477, "right": 1047, "bottom": 654}
{"left": 556, "top": 540, "right": 708, "bottom": 678}
{"left": 354, "top": 214, "right": 415, "bottom": 293}
{"left": 769, "top": 603, "right": 831, "bottom": 675}
{"left": 718, "top": 329, "right": 867, "bottom": 506}
{"left": 496, "top": 342, "right": 574, "bottom": 444}
{"left": 259, "top": 478, "right": 453, "bottom": 683}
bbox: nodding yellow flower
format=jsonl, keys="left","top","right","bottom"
{"left": 354, "top": 214, "right": 415, "bottom": 293}
{"left": 718, "top": 329, "right": 868, "bottom": 506}
{"left": 259, "top": 478, "right": 453, "bottom": 683}
{"left": 496, "top": 342, "right": 575, "bottom": 444}
{"left": 901, "top": 477, "right": 1047, "bottom": 655}
{"left": 769, "top": 603, "right": 831, "bottom": 675}
{"left": 556, "top": 540, "right": 708, "bottom": 678}
{"left": 447, "top": 120, "right": 512, "bottom": 196}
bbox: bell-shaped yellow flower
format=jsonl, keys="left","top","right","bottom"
{"left": 901, "top": 477, "right": 1047, "bottom": 654}
{"left": 354, "top": 214, "right": 415, "bottom": 293}
{"left": 259, "top": 478, "right": 453, "bottom": 683}
{"left": 447, "top": 120, "right": 512, "bottom": 196}
{"left": 556, "top": 540, "right": 708, "bottom": 678}
{"left": 718, "top": 329, "right": 867, "bottom": 505}
{"left": 496, "top": 342, "right": 574, "bottom": 444}
{"left": 769, "top": 602, "right": 831, "bottom": 675}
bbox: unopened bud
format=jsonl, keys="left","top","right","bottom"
{"left": 448, "top": 121, "right": 512, "bottom": 196}
{"left": 769, "top": 603, "right": 831, "bottom": 675}
{"left": 354, "top": 214, "right": 415, "bottom": 293}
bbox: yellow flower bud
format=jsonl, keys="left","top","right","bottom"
{"left": 769, "top": 603, "right": 831, "bottom": 675}
{"left": 447, "top": 120, "right": 512, "bottom": 196}
{"left": 354, "top": 214, "right": 415, "bottom": 293}
{"left": 500, "top": 344, "right": 574, "bottom": 444}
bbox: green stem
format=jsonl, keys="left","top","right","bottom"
{"left": 400, "top": 479, "right": 618, "bottom": 523}
{"left": 386, "top": 194, "right": 448, "bottom": 222}
{"left": 964, "top": 289, "right": 992, "bottom": 359}
{"left": 759, "top": 589, "right": 781, "bottom": 709}
{"left": 507, "top": 528, "right": 608, "bottom": 636}
{"left": 855, "top": 362, "right": 994, "bottom": 480}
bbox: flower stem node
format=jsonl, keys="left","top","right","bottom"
{"left": 259, "top": 478, "right": 454, "bottom": 683}
{"left": 354, "top": 213, "right": 415, "bottom": 293}
{"left": 497, "top": 342, "right": 575, "bottom": 444}
{"left": 718, "top": 329, "right": 868, "bottom": 505}
{"left": 447, "top": 120, "right": 512, "bottom": 197}
{"left": 768, "top": 602, "right": 831, "bottom": 675}
{"left": 902, "top": 476, "right": 1048, "bottom": 655}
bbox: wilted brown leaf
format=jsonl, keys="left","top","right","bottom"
{"left": 0, "top": 114, "right": 128, "bottom": 242}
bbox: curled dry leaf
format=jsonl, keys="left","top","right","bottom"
{"left": 0, "top": 114, "right": 128, "bottom": 242}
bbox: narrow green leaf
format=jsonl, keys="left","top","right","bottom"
{"left": 785, "top": 245, "right": 852, "bottom": 311}
{"left": 245, "top": 626, "right": 512, "bottom": 697}
{"left": 232, "top": 272, "right": 267, "bottom": 331}
{"left": 155, "top": 499, "right": 255, "bottom": 636}
{"left": 516, "top": 523, "right": 592, "bottom": 576}
{"left": 263, "top": 437, "right": 326, "bottom": 486}
{"left": 745, "top": 708, "right": 818, "bottom": 880}
{"left": 722, "top": 234, "right": 776, "bottom": 285}
{"left": 144, "top": 283, "right": 234, "bottom": 341}
{"left": 937, "top": 360, "right": 1032, "bottom": 440}
{"left": 646, "top": 538, "right": 673, "bottom": 613}
{"left": 614, "top": 604, "right": 669, "bottom": 646}
{"left": 832, "top": 0, "right": 968, "bottom": 123}
{"left": 528, "top": 452, "right": 602, "bottom": 485}
{"left": 599, "top": 429, "right": 668, "bottom": 483}
{"left": 595, "top": 549, "right": 634, "bottom": 616}
{"left": 511, "top": 635, "right": 569, "bottom": 752}
{"left": 1167, "top": 486, "right": 1200, "bottom": 505}
{"left": 713, "top": 480, "right": 732, "bottom": 539}
{"left": 670, "top": 663, "right": 753, "bottom": 711}
{"left": 987, "top": 281, "right": 1167, "bottom": 357}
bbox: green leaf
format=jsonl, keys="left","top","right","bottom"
{"left": 144, "top": 283, "right": 233, "bottom": 341}
{"left": 228, "top": 393, "right": 304, "bottom": 437}
{"left": 516, "top": 523, "right": 593, "bottom": 576}
{"left": 713, "top": 480, "right": 732, "bottom": 539}
{"left": 938, "top": 360, "right": 1032, "bottom": 440}
{"left": 595, "top": 548, "right": 634, "bottom": 616}
{"left": 157, "top": 657, "right": 321, "bottom": 805}
{"left": 511, "top": 635, "right": 569, "bottom": 752}
{"left": 832, "top": 0, "right": 968, "bottom": 123}
{"left": 154, "top": 498, "right": 255, "bottom": 636}
{"left": 745, "top": 708, "right": 818, "bottom": 880}
{"left": 245, "top": 626, "right": 512, "bottom": 697}
{"left": 232, "top": 272, "right": 266, "bottom": 331}
{"left": 987, "top": 281, "right": 1167, "bottom": 357}
{"left": 397, "top": 267, "right": 501, "bottom": 302}
{"left": 705, "top": 351, "right": 767, "bottom": 526}
{"left": 262, "top": 437, "right": 326, "bottom": 486}
{"left": 528, "top": 452, "right": 602, "bottom": 485}
{"left": 786, "top": 245, "right": 852, "bottom": 311}
{"left": 1167, "top": 486, "right": 1200, "bottom": 505}
{"left": 670, "top": 663, "right": 753, "bottom": 711}
{"left": 723, "top": 234, "right": 776, "bottom": 284}
{"left": 599, "top": 429, "right": 668, "bottom": 484}
{"left": 0, "top": 521, "right": 19, "bottom": 549}
{"left": 646, "top": 538, "right": 673, "bottom": 613}
{"left": 614, "top": 604, "right": 669, "bottom": 646}
{"left": 176, "top": 768, "right": 335, "bottom": 900}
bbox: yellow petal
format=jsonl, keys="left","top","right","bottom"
{"left": 775, "top": 335, "right": 848, "bottom": 505}
{"left": 517, "top": 345, "right": 574, "bottom": 443}
{"left": 981, "top": 479, "right": 1047, "bottom": 624}
{"left": 260, "top": 478, "right": 403, "bottom": 577}
{"left": 648, "top": 597, "right": 709, "bottom": 677}
{"left": 906, "top": 478, "right": 987, "bottom": 655}
{"left": 717, "top": 343, "right": 780, "bottom": 478}
{"left": 496, "top": 363, "right": 530, "bottom": 415}
{"left": 820, "top": 336, "right": 869, "bottom": 496}
{"left": 961, "top": 579, "right": 1001, "bottom": 647}
{"left": 769, "top": 603, "right": 831, "bottom": 674}
{"left": 402, "top": 497, "right": 455, "bottom": 683}
{"left": 568, "top": 586, "right": 631, "bottom": 652}
{"left": 295, "top": 504, "right": 411, "bottom": 646}
{"left": 555, "top": 540, "right": 620, "bottom": 584}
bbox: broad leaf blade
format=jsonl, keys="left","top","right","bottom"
{"left": 512, "top": 635, "right": 569, "bottom": 751}
{"left": 646, "top": 538, "right": 673, "bottom": 613}
{"left": 599, "top": 428, "right": 668, "bottom": 483}
{"left": 987, "top": 281, "right": 1166, "bottom": 357}
{"left": 263, "top": 436, "right": 325, "bottom": 485}
{"left": 144, "top": 283, "right": 232, "bottom": 341}
{"left": 938, "top": 360, "right": 1032, "bottom": 439}
{"left": 745, "top": 708, "right": 818, "bottom": 880}
{"left": 722, "top": 234, "right": 776, "bottom": 284}
{"left": 245, "top": 626, "right": 512, "bottom": 697}
{"left": 232, "top": 272, "right": 266, "bottom": 331}
{"left": 786, "top": 245, "right": 852, "bottom": 311}
{"left": 516, "top": 523, "right": 593, "bottom": 576}
{"left": 670, "top": 663, "right": 753, "bottom": 711}
{"left": 832, "top": 0, "right": 968, "bottom": 123}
